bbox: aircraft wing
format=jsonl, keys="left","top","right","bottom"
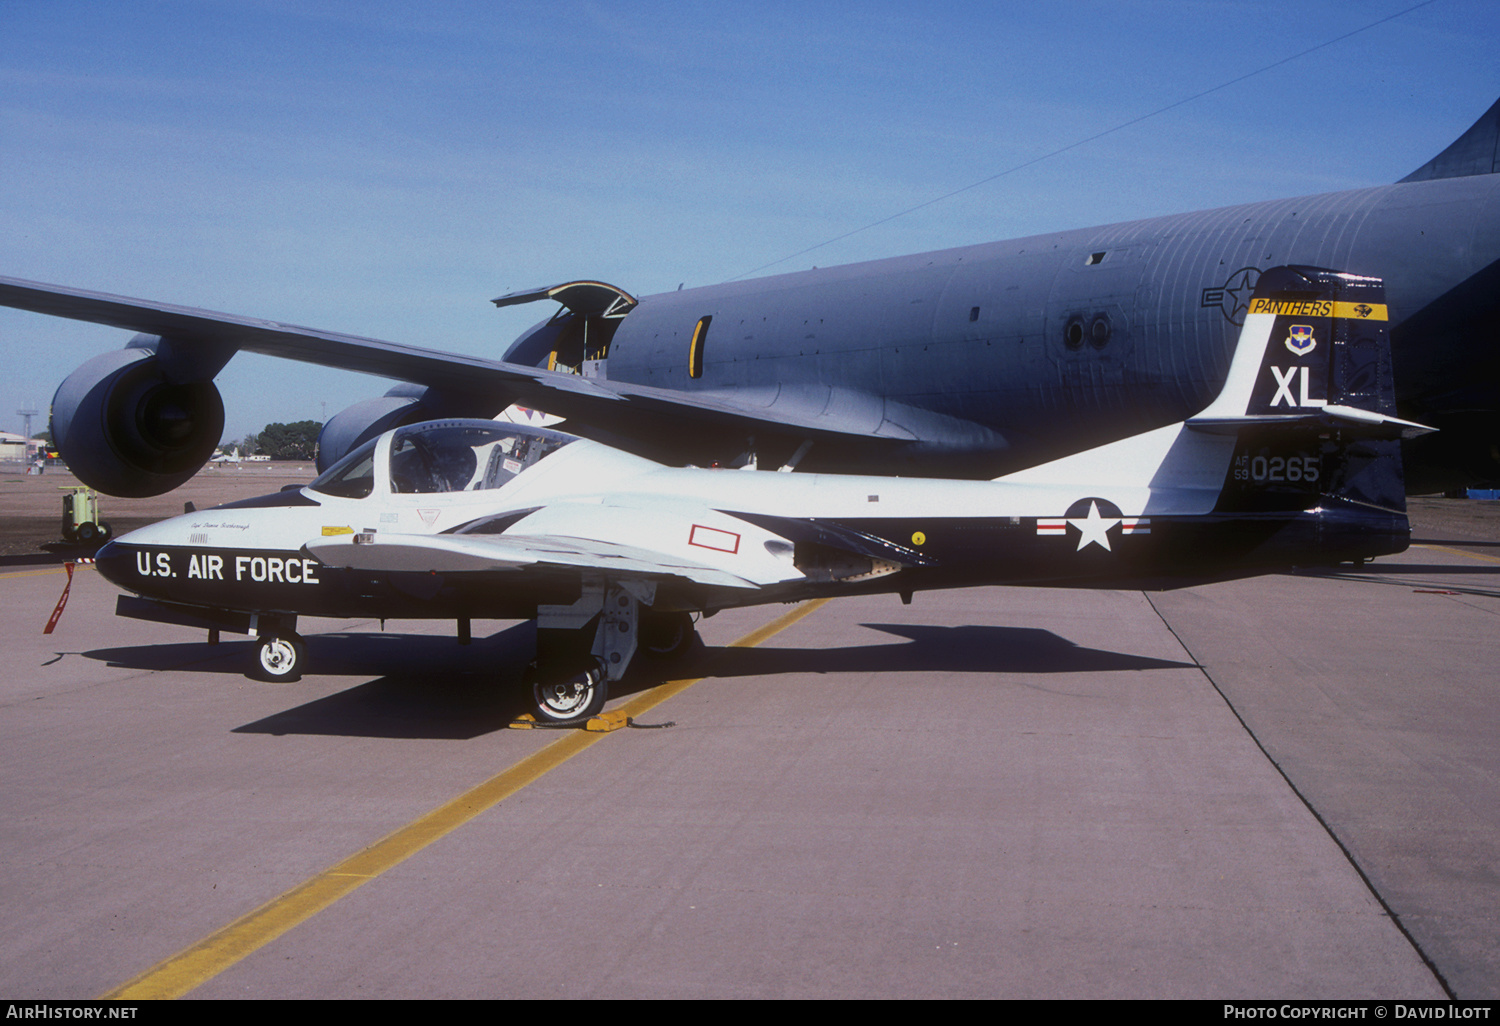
{"left": 303, "top": 531, "right": 762, "bottom": 590}
{"left": 0, "top": 274, "right": 621, "bottom": 396}
{"left": 0, "top": 274, "right": 931, "bottom": 454}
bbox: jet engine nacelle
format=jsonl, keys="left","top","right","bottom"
{"left": 316, "top": 384, "right": 506, "bottom": 473}
{"left": 51, "top": 348, "right": 225, "bottom": 497}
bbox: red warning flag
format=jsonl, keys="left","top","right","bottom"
{"left": 43, "top": 561, "right": 75, "bottom": 635}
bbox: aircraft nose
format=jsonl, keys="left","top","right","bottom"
{"left": 92, "top": 520, "right": 172, "bottom": 592}
{"left": 92, "top": 537, "right": 132, "bottom": 590}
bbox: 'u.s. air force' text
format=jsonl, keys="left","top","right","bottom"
{"left": 134, "top": 550, "right": 319, "bottom": 584}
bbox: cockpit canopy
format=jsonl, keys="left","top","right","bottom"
{"left": 309, "top": 420, "right": 576, "bottom": 499}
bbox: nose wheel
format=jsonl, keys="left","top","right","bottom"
{"left": 253, "top": 630, "right": 306, "bottom": 681}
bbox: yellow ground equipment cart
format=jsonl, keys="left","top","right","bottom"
{"left": 61, "top": 486, "right": 112, "bottom": 544}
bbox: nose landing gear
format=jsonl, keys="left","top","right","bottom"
{"left": 253, "top": 629, "right": 306, "bottom": 681}
{"left": 249, "top": 614, "right": 305, "bottom": 682}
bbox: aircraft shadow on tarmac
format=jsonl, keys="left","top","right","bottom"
{"left": 235, "top": 672, "right": 537, "bottom": 740}
{"left": 77, "top": 621, "right": 1196, "bottom": 740}
{"left": 1298, "top": 558, "right": 1500, "bottom": 598}
{"left": 678, "top": 623, "right": 1198, "bottom": 681}
{"left": 1410, "top": 537, "right": 1500, "bottom": 548}
{"left": 82, "top": 624, "right": 540, "bottom": 740}
{"left": 1307, "top": 561, "right": 1500, "bottom": 577}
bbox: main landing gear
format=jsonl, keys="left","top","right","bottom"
{"left": 525, "top": 581, "right": 698, "bottom": 724}
{"left": 528, "top": 659, "right": 608, "bottom": 722}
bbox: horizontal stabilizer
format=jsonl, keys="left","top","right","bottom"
{"left": 1187, "top": 406, "right": 1435, "bottom": 439}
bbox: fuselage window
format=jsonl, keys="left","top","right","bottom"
{"left": 689, "top": 315, "right": 711, "bottom": 379}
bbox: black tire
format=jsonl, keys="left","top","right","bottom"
{"left": 530, "top": 661, "right": 608, "bottom": 723}
{"left": 97, "top": 521, "right": 113, "bottom": 541}
{"left": 253, "top": 631, "right": 306, "bottom": 682}
{"left": 640, "top": 611, "right": 696, "bottom": 660}
{"left": 75, "top": 522, "right": 98, "bottom": 544}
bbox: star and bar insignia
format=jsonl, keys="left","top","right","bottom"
{"left": 1036, "top": 499, "right": 1149, "bottom": 552}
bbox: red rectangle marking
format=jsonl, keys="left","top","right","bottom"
{"left": 689, "top": 524, "right": 741, "bottom": 554}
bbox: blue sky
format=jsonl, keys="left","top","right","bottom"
{"left": 1, "top": 0, "right": 1494, "bottom": 443}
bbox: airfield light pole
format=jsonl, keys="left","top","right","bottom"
{"left": 17, "top": 408, "right": 38, "bottom": 458}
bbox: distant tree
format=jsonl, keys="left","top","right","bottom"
{"left": 240, "top": 432, "right": 259, "bottom": 454}
{"left": 255, "top": 421, "right": 323, "bottom": 460}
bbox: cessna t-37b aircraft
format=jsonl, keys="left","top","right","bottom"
{"left": 1, "top": 97, "right": 1498, "bottom": 495}
{"left": 93, "top": 267, "right": 1429, "bottom": 722}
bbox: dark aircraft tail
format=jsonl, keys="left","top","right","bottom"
{"left": 1400, "top": 96, "right": 1500, "bottom": 182}
{"left": 1189, "top": 265, "right": 1433, "bottom": 517}
{"left": 998, "top": 265, "right": 1432, "bottom": 526}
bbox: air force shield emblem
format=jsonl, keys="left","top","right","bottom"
{"left": 1285, "top": 324, "right": 1316, "bottom": 355}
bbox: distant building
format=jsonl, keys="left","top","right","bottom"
{"left": 0, "top": 430, "right": 43, "bottom": 463}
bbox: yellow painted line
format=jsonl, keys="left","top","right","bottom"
{"left": 1, "top": 563, "right": 94, "bottom": 580}
{"left": 1414, "top": 543, "right": 1500, "bottom": 566}
{"left": 104, "top": 597, "right": 830, "bottom": 1000}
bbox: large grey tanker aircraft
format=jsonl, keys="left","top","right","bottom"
{"left": 93, "top": 267, "right": 1427, "bottom": 721}
{"left": 2, "top": 97, "right": 1498, "bottom": 495}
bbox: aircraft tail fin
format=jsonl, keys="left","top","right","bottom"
{"left": 1189, "top": 265, "right": 1432, "bottom": 516}
{"left": 1400, "top": 96, "right": 1500, "bottom": 182}
{"left": 1187, "top": 265, "right": 1429, "bottom": 435}
{"left": 1000, "top": 266, "right": 1431, "bottom": 520}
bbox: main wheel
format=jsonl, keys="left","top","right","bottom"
{"left": 640, "top": 611, "right": 696, "bottom": 660}
{"left": 253, "top": 631, "right": 306, "bottom": 681}
{"left": 530, "top": 661, "right": 608, "bottom": 723}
